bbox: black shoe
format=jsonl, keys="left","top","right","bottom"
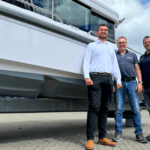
{"left": 136, "top": 133, "right": 147, "bottom": 143}
{"left": 145, "top": 135, "right": 150, "bottom": 141}
{"left": 112, "top": 133, "right": 122, "bottom": 142}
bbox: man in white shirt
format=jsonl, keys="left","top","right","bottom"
{"left": 83, "top": 24, "right": 122, "bottom": 150}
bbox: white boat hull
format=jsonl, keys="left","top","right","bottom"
{"left": 0, "top": 15, "right": 87, "bottom": 80}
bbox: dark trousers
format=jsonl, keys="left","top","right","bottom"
{"left": 87, "top": 74, "right": 113, "bottom": 140}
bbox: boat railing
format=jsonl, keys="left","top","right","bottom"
{"left": 69, "top": 24, "right": 80, "bottom": 31}
{"left": 126, "top": 47, "right": 142, "bottom": 55}
{"left": 88, "top": 30, "right": 97, "bottom": 35}
{"left": 16, "top": 0, "right": 64, "bottom": 24}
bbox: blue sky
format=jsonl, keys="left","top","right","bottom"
{"left": 140, "top": 0, "right": 149, "bottom": 5}
{"left": 97, "top": 0, "right": 150, "bottom": 57}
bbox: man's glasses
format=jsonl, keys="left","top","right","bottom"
{"left": 117, "top": 42, "right": 127, "bottom": 45}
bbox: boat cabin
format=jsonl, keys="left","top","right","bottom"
{"left": 2, "top": 0, "right": 119, "bottom": 43}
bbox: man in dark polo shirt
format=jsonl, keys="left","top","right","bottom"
{"left": 112, "top": 36, "right": 147, "bottom": 143}
{"left": 139, "top": 36, "right": 150, "bottom": 140}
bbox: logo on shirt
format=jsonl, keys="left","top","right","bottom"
{"left": 127, "top": 57, "right": 132, "bottom": 59}
{"left": 140, "top": 57, "right": 144, "bottom": 61}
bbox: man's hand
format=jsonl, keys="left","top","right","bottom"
{"left": 117, "top": 83, "right": 122, "bottom": 89}
{"left": 135, "top": 83, "right": 143, "bottom": 94}
{"left": 113, "top": 86, "right": 115, "bottom": 92}
{"left": 85, "top": 78, "right": 93, "bottom": 86}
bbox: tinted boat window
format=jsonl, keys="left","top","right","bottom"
{"left": 107, "top": 22, "right": 115, "bottom": 41}
{"left": 90, "top": 13, "right": 107, "bottom": 31}
{"left": 31, "top": 0, "right": 52, "bottom": 18}
{"left": 54, "top": 0, "right": 90, "bottom": 32}
{"left": 2, "top": 0, "right": 52, "bottom": 17}
{"left": 2, "top": 0, "right": 28, "bottom": 9}
{"left": 91, "top": 12, "right": 115, "bottom": 41}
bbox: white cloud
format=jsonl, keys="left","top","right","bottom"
{"left": 97, "top": 0, "right": 150, "bottom": 56}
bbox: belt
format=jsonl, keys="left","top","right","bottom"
{"left": 121, "top": 77, "right": 136, "bottom": 82}
{"left": 90, "top": 72, "right": 112, "bottom": 76}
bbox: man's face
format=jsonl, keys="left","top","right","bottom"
{"left": 96, "top": 26, "right": 108, "bottom": 39}
{"left": 143, "top": 38, "right": 150, "bottom": 51}
{"left": 117, "top": 38, "right": 127, "bottom": 51}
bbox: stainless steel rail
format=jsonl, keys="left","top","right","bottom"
{"left": 88, "top": 31, "right": 142, "bottom": 55}
{"left": 88, "top": 30, "right": 97, "bottom": 35}
{"left": 16, "top": 0, "right": 64, "bottom": 24}
{"left": 126, "top": 47, "right": 142, "bottom": 55}
{"left": 69, "top": 24, "right": 79, "bottom": 31}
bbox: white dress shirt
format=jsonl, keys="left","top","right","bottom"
{"left": 83, "top": 40, "right": 121, "bottom": 83}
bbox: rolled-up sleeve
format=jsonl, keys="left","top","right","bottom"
{"left": 112, "top": 50, "right": 121, "bottom": 83}
{"left": 83, "top": 44, "right": 92, "bottom": 79}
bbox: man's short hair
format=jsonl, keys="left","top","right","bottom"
{"left": 117, "top": 36, "right": 127, "bottom": 43}
{"left": 143, "top": 36, "right": 150, "bottom": 43}
{"left": 97, "top": 24, "right": 108, "bottom": 31}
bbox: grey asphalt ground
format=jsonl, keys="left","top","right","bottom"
{"left": 0, "top": 110, "right": 150, "bottom": 150}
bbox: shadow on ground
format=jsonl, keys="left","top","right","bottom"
{"left": 0, "top": 119, "right": 148, "bottom": 147}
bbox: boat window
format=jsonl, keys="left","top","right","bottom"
{"left": 2, "top": 0, "right": 29, "bottom": 9}
{"left": 91, "top": 12, "right": 115, "bottom": 41}
{"left": 31, "top": 0, "right": 52, "bottom": 18}
{"left": 2, "top": 0, "right": 52, "bottom": 17}
{"left": 54, "top": 0, "right": 90, "bottom": 32}
{"left": 107, "top": 22, "right": 115, "bottom": 41}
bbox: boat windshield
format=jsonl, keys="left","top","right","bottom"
{"left": 54, "top": 0, "right": 90, "bottom": 32}
{"left": 2, "top": 0, "right": 115, "bottom": 42}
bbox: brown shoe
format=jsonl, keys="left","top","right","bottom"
{"left": 98, "top": 138, "right": 116, "bottom": 147}
{"left": 85, "top": 140, "right": 94, "bottom": 150}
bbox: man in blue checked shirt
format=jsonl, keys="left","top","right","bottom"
{"left": 112, "top": 36, "right": 147, "bottom": 144}
{"left": 83, "top": 24, "right": 122, "bottom": 150}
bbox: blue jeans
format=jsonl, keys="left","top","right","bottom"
{"left": 115, "top": 80, "right": 142, "bottom": 135}
{"left": 143, "top": 87, "right": 150, "bottom": 113}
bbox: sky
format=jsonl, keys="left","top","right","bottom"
{"left": 97, "top": 0, "right": 150, "bottom": 56}
{"left": 140, "top": 0, "right": 149, "bottom": 5}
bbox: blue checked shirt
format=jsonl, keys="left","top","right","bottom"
{"left": 83, "top": 40, "right": 121, "bottom": 83}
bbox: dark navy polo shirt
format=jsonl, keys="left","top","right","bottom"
{"left": 116, "top": 50, "right": 138, "bottom": 78}
{"left": 139, "top": 52, "right": 150, "bottom": 87}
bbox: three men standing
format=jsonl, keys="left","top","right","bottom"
{"left": 83, "top": 24, "right": 122, "bottom": 150}
{"left": 83, "top": 24, "right": 149, "bottom": 149}
{"left": 112, "top": 36, "right": 147, "bottom": 143}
